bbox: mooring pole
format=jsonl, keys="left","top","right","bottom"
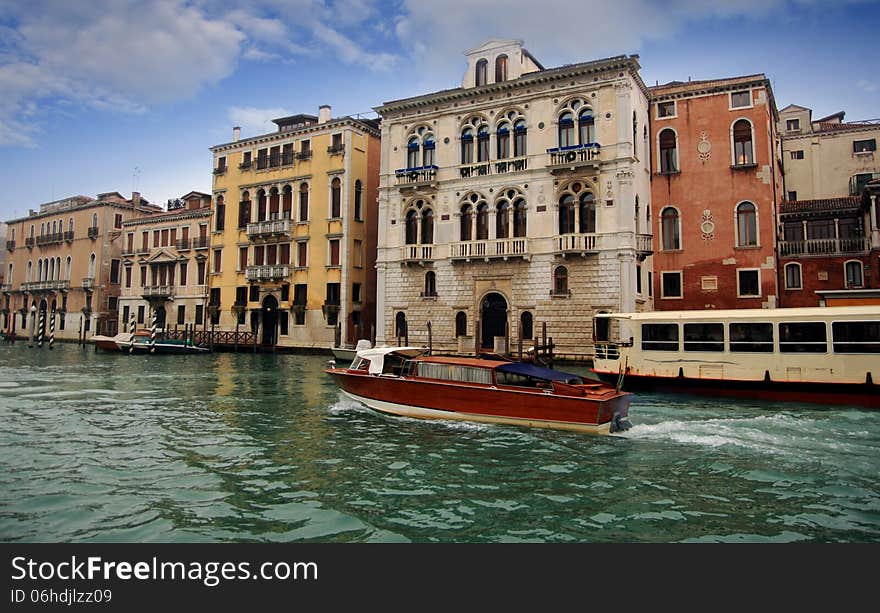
{"left": 150, "top": 310, "right": 157, "bottom": 353}
{"left": 427, "top": 321, "right": 432, "bottom": 355}
{"left": 49, "top": 306, "right": 55, "bottom": 350}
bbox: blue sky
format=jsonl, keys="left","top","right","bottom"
{"left": 1, "top": 0, "right": 878, "bottom": 221}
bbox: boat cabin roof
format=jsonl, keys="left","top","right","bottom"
{"left": 417, "top": 355, "right": 509, "bottom": 368}
{"left": 596, "top": 305, "right": 880, "bottom": 322}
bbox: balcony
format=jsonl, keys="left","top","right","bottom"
{"left": 494, "top": 156, "right": 528, "bottom": 175}
{"left": 25, "top": 237, "right": 35, "bottom": 248}
{"left": 239, "top": 160, "right": 252, "bottom": 170}
{"left": 401, "top": 244, "right": 434, "bottom": 264}
{"left": 281, "top": 152, "right": 294, "bottom": 166}
{"left": 175, "top": 238, "right": 191, "bottom": 251}
{"left": 142, "top": 285, "right": 173, "bottom": 299}
{"left": 21, "top": 280, "right": 71, "bottom": 292}
{"left": 637, "top": 233, "right": 654, "bottom": 255}
{"left": 327, "top": 144, "right": 345, "bottom": 156}
{"left": 256, "top": 157, "right": 269, "bottom": 170}
{"left": 213, "top": 166, "right": 227, "bottom": 175}
{"left": 63, "top": 230, "right": 74, "bottom": 242}
{"left": 87, "top": 226, "right": 99, "bottom": 239}
{"left": 555, "top": 233, "right": 599, "bottom": 255}
{"left": 459, "top": 162, "right": 492, "bottom": 179}
{"left": 121, "top": 245, "right": 136, "bottom": 256}
{"left": 36, "top": 233, "right": 64, "bottom": 246}
{"left": 247, "top": 219, "right": 292, "bottom": 240}
{"left": 0, "top": 283, "right": 10, "bottom": 293}
{"left": 395, "top": 166, "right": 438, "bottom": 189}
{"left": 246, "top": 265, "right": 290, "bottom": 282}
{"left": 450, "top": 237, "right": 528, "bottom": 261}
{"left": 546, "top": 144, "right": 602, "bottom": 172}
{"left": 5, "top": 240, "right": 14, "bottom": 251}
{"left": 779, "top": 237, "right": 869, "bottom": 257}
{"left": 296, "top": 150, "right": 313, "bottom": 161}
{"left": 192, "top": 236, "right": 210, "bottom": 250}
{"left": 82, "top": 277, "right": 95, "bottom": 290}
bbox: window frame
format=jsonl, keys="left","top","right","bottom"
{"left": 660, "top": 270, "right": 683, "bottom": 299}
{"left": 729, "top": 90, "right": 752, "bottom": 110}
{"left": 784, "top": 262, "right": 802, "bottom": 290}
{"left": 656, "top": 100, "right": 676, "bottom": 119}
{"left": 736, "top": 268, "right": 761, "bottom": 298}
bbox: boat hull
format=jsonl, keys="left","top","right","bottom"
{"left": 117, "top": 341, "right": 209, "bottom": 355}
{"left": 593, "top": 370, "right": 880, "bottom": 409}
{"left": 327, "top": 369, "right": 631, "bottom": 435}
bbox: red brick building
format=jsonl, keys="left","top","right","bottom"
{"left": 649, "top": 75, "right": 782, "bottom": 310}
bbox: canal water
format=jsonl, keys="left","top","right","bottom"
{"left": 1, "top": 343, "right": 877, "bottom": 543}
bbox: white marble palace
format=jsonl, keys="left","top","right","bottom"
{"left": 374, "top": 39, "right": 654, "bottom": 356}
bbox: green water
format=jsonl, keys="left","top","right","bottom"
{"left": 1, "top": 343, "right": 878, "bottom": 542}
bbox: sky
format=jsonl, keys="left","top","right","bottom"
{"left": 1, "top": 0, "right": 878, "bottom": 221}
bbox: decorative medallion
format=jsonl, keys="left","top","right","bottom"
{"left": 700, "top": 209, "right": 715, "bottom": 241}
{"left": 697, "top": 131, "right": 711, "bottom": 162}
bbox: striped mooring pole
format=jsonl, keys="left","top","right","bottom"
{"left": 37, "top": 309, "right": 45, "bottom": 348}
{"left": 49, "top": 307, "right": 55, "bottom": 350}
{"left": 129, "top": 314, "right": 136, "bottom": 354}
{"left": 150, "top": 311, "right": 157, "bottom": 353}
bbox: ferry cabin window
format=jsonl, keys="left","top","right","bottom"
{"left": 641, "top": 323, "right": 679, "bottom": 351}
{"left": 832, "top": 321, "right": 880, "bottom": 353}
{"left": 683, "top": 323, "right": 724, "bottom": 352}
{"left": 729, "top": 322, "right": 773, "bottom": 352}
{"left": 779, "top": 322, "right": 827, "bottom": 353}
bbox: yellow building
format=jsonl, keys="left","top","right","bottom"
{"left": 209, "top": 106, "right": 380, "bottom": 349}
{"left": 3, "top": 192, "right": 163, "bottom": 340}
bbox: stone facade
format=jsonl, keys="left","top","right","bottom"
{"left": 375, "top": 40, "right": 653, "bottom": 358}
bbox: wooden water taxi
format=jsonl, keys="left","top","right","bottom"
{"left": 325, "top": 347, "right": 633, "bottom": 434}
{"left": 591, "top": 306, "right": 880, "bottom": 408}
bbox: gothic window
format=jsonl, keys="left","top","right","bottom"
{"left": 461, "top": 127, "right": 474, "bottom": 164}
{"left": 496, "top": 200, "right": 510, "bottom": 239}
{"left": 405, "top": 210, "right": 418, "bottom": 245}
{"left": 421, "top": 208, "right": 434, "bottom": 244}
{"left": 661, "top": 207, "right": 681, "bottom": 250}
{"left": 559, "top": 194, "right": 575, "bottom": 234}
{"left": 736, "top": 202, "right": 758, "bottom": 247}
{"left": 460, "top": 204, "right": 473, "bottom": 241}
{"left": 476, "top": 203, "right": 489, "bottom": 240}
{"left": 558, "top": 112, "right": 575, "bottom": 148}
{"left": 578, "top": 192, "right": 596, "bottom": 234}
{"left": 513, "top": 198, "right": 527, "bottom": 238}
{"left": 733, "top": 119, "right": 754, "bottom": 166}
{"left": 579, "top": 110, "right": 595, "bottom": 144}
{"left": 659, "top": 128, "right": 678, "bottom": 173}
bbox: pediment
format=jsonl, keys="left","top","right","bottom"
{"left": 144, "top": 248, "right": 181, "bottom": 264}
{"left": 779, "top": 104, "right": 811, "bottom": 114}
{"left": 465, "top": 38, "right": 522, "bottom": 56}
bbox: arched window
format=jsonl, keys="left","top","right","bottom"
{"left": 477, "top": 125, "right": 489, "bottom": 162}
{"left": 330, "top": 178, "right": 341, "bottom": 218}
{"left": 423, "top": 134, "right": 435, "bottom": 167}
{"left": 282, "top": 185, "right": 293, "bottom": 219}
{"left": 424, "top": 271, "right": 436, "bottom": 297}
{"left": 40, "top": 223, "right": 45, "bottom": 236}
{"left": 513, "top": 198, "right": 527, "bottom": 238}
{"left": 476, "top": 203, "right": 489, "bottom": 240}
{"left": 405, "top": 210, "right": 418, "bottom": 245}
{"left": 65, "top": 256, "right": 71, "bottom": 280}
{"left": 460, "top": 204, "right": 473, "bottom": 241}
{"left": 553, "top": 266, "right": 568, "bottom": 295}
{"left": 299, "top": 183, "right": 309, "bottom": 222}
{"left": 37, "top": 259, "right": 42, "bottom": 281}
{"left": 29, "top": 225, "right": 34, "bottom": 239}
{"left": 51, "top": 221, "right": 56, "bottom": 234}
{"left": 845, "top": 260, "right": 864, "bottom": 287}
{"left": 496, "top": 200, "right": 510, "bottom": 239}
{"left": 395, "top": 311, "right": 407, "bottom": 338}
{"left": 520, "top": 311, "right": 533, "bottom": 342}
{"left": 784, "top": 263, "right": 802, "bottom": 290}
{"left": 495, "top": 54, "right": 508, "bottom": 82}
{"left": 659, "top": 128, "right": 678, "bottom": 173}
{"left": 257, "top": 189, "right": 267, "bottom": 221}
{"left": 49, "top": 259, "right": 54, "bottom": 281}
{"left": 579, "top": 192, "right": 596, "bottom": 234}
{"left": 461, "top": 127, "right": 474, "bottom": 164}
{"left": 214, "top": 195, "right": 225, "bottom": 231}
{"left": 10, "top": 228, "right": 14, "bottom": 242}
{"left": 513, "top": 119, "right": 527, "bottom": 157}
{"left": 407, "top": 136, "right": 420, "bottom": 168}
{"left": 68, "top": 218, "right": 73, "bottom": 234}
{"left": 558, "top": 112, "right": 575, "bottom": 148}
{"left": 91, "top": 213, "right": 98, "bottom": 229}
{"left": 578, "top": 110, "right": 595, "bottom": 144}
{"left": 733, "top": 119, "right": 754, "bottom": 166}
{"left": 736, "top": 202, "right": 758, "bottom": 246}
{"left": 497, "top": 122, "right": 510, "bottom": 160}
{"left": 88, "top": 253, "right": 96, "bottom": 278}
{"left": 455, "top": 311, "right": 467, "bottom": 337}
{"left": 475, "top": 58, "right": 488, "bottom": 86}
{"left": 661, "top": 207, "right": 681, "bottom": 250}
{"left": 239, "top": 191, "right": 251, "bottom": 228}
{"left": 353, "top": 180, "right": 363, "bottom": 221}
{"left": 421, "top": 208, "right": 434, "bottom": 244}
{"left": 26, "top": 261, "right": 32, "bottom": 282}
{"left": 559, "top": 194, "right": 575, "bottom": 234}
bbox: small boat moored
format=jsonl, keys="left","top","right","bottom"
{"left": 116, "top": 331, "right": 210, "bottom": 354}
{"left": 325, "top": 346, "right": 632, "bottom": 435}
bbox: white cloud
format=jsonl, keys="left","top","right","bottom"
{"left": 857, "top": 79, "right": 878, "bottom": 93}
{"left": 228, "top": 106, "right": 291, "bottom": 137}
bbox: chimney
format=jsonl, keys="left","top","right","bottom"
{"left": 318, "top": 105, "right": 331, "bottom": 124}
{"left": 132, "top": 191, "right": 141, "bottom": 207}
{"left": 233, "top": 126, "right": 241, "bottom": 142}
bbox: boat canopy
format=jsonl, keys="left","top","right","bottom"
{"left": 355, "top": 346, "right": 427, "bottom": 375}
{"left": 495, "top": 362, "right": 582, "bottom": 383}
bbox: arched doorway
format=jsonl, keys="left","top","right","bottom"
{"left": 480, "top": 292, "right": 507, "bottom": 349}
{"left": 262, "top": 295, "right": 278, "bottom": 346}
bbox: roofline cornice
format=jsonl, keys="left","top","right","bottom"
{"left": 375, "top": 55, "right": 646, "bottom": 116}
{"left": 210, "top": 117, "right": 379, "bottom": 153}
{"left": 5, "top": 201, "right": 163, "bottom": 224}
{"left": 121, "top": 208, "right": 213, "bottom": 228}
